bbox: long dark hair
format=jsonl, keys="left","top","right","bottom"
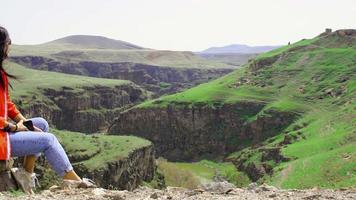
{"left": 0, "top": 26, "right": 16, "bottom": 88}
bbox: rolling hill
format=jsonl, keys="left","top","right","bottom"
{"left": 11, "top": 35, "right": 233, "bottom": 68}
{"left": 45, "top": 35, "right": 144, "bottom": 50}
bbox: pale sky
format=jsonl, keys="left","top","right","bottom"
{"left": 1, "top": 0, "right": 355, "bottom": 51}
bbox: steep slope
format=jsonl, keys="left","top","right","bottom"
{"left": 7, "top": 62, "right": 150, "bottom": 133}
{"left": 109, "top": 29, "right": 356, "bottom": 188}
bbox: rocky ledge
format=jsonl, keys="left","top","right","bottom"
{"left": 1, "top": 184, "right": 355, "bottom": 200}
{"left": 10, "top": 57, "right": 234, "bottom": 96}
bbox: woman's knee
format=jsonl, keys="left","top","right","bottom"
{"left": 42, "top": 133, "right": 58, "bottom": 148}
{"left": 30, "top": 117, "right": 49, "bottom": 132}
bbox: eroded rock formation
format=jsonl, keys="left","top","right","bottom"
{"left": 14, "top": 84, "right": 149, "bottom": 133}
{"left": 109, "top": 102, "right": 297, "bottom": 161}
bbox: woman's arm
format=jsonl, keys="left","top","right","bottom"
{"left": 13, "top": 113, "right": 27, "bottom": 123}
{"left": 2, "top": 118, "right": 28, "bottom": 132}
{"left": 6, "top": 82, "right": 25, "bottom": 123}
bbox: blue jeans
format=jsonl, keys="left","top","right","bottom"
{"left": 9, "top": 117, "right": 73, "bottom": 177}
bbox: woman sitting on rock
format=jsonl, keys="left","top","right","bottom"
{"left": 0, "top": 26, "right": 95, "bottom": 194}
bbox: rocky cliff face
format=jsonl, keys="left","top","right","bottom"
{"left": 14, "top": 84, "right": 149, "bottom": 133}
{"left": 73, "top": 145, "right": 155, "bottom": 191}
{"left": 108, "top": 103, "right": 297, "bottom": 161}
{"left": 10, "top": 56, "right": 233, "bottom": 96}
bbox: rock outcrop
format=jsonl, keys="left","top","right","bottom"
{"left": 108, "top": 102, "right": 297, "bottom": 161}
{"left": 0, "top": 160, "right": 17, "bottom": 192}
{"left": 227, "top": 146, "right": 291, "bottom": 182}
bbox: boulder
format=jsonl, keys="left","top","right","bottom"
{"left": 0, "top": 159, "right": 17, "bottom": 192}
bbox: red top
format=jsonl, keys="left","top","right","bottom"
{"left": 0, "top": 71, "right": 20, "bottom": 160}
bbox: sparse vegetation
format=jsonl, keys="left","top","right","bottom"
{"left": 155, "top": 158, "right": 250, "bottom": 188}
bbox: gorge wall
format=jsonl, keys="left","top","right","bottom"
{"left": 108, "top": 102, "right": 297, "bottom": 161}
{"left": 10, "top": 56, "right": 233, "bottom": 96}
{"left": 72, "top": 144, "right": 155, "bottom": 190}
{"left": 14, "top": 83, "right": 149, "bottom": 133}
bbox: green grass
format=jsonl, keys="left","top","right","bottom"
{"left": 2, "top": 190, "right": 26, "bottom": 198}
{"left": 272, "top": 144, "right": 356, "bottom": 188}
{"left": 156, "top": 159, "right": 250, "bottom": 188}
{"left": 139, "top": 33, "right": 355, "bottom": 112}
{"left": 5, "top": 62, "right": 131, "bottom": 99}
{"left": 138, "top": 69, "right": 274, "bottom": 108}
{"left": 269, "top": 104, "right": 356, "bottom": 188}
{"left": 156, "top": 158, "right": 200, "bottom": 189}
{"left": 52, "top": 129, "right": 152, "bottom": 170}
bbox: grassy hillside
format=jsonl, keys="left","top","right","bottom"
{"left": 137, "top": 29, "right": 356, "bottom": 188}
{"left": 5, "top": 62, "right": 132, "bottom": 99}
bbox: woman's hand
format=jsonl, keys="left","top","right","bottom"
{"left": 15, "top": 120, "right": 29, "bottom": 132}
{"left": 33, "top": 126, "right": 43, "bottom": 132}
{"left": 18, "top": 121, "right": 43, "bottom": 132}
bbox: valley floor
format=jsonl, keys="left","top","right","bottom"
{"left": 1, "top": 185, "right": 356, "bottom": 200}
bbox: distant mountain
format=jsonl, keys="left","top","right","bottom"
{"left": 197, "top": 53, "right": 257, "bottom": 66}
{"left": 44, "top": 35, "right": 144, "bottom": 49}
{"left": 200, "top": 44, "right": 281, "bottom": 54}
